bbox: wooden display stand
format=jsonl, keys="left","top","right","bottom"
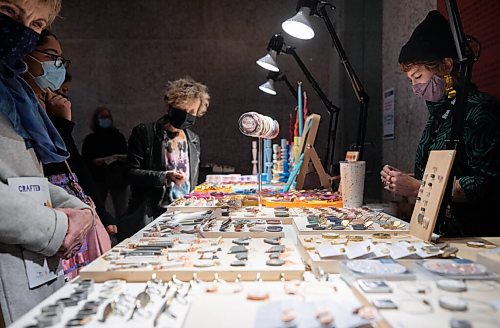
{"left": 80, "top": 238, "right": 305, "bottom": 282}
{"left": 295, "top": 114, "right": 332, "bottom": 190}
{"left": 409, "top": 150, "right": 456, "bottom": 241}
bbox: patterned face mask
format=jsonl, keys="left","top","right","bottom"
{"left": 412, "top": 74, "right": 445, "bottom": 103}
{"left": 0, "top": 13, "right": 40, "bottom": 66}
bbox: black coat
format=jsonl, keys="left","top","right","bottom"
{"left": 126, "top": 115, "right": 200, "bottom": 219}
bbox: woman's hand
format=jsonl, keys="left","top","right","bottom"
{"left": 106, "top": 225, "right": 118, "bottom": 234}
{"left": 166, "top": 171, "right": 187, "bottom": 186}
{"left": 45, "top": 90, "right": 72, "bottom": 120}
{"left": 380, "top": 164, "right": 420, "bottom": 198}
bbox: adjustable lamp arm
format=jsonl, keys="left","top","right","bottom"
{"left": 317, "top": 4, "right": 369, "bottom": 159}
{"left": 284, "top": 46, "right": 340, "bottom": 114}
{"left": 445, "top": 0, "right": 475, "bottom": 149}
{"left": 283, "top": 46, "right": 340, "bottom": 173}
{"left": 280, "top": 74, "right": 299, "bottom": 99}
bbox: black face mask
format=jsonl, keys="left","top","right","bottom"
{"left": 168, "top": 106, "right": 196, "bottom": 129}
{"left": 0, "top": 13, "right": 40, "bottom": 67}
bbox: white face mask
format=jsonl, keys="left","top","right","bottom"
{"left": 412, "top": 74, "right": 445, "bottom": 102}
{"left": 29, "top": 55, "right": 66, "bottom": 91}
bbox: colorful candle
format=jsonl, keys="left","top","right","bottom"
{"left": 298, "top": 81, "right": 303, "bottom": 137}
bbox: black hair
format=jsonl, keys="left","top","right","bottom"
{"left": 37, "top": 29, "right": 58, "bottom": 46}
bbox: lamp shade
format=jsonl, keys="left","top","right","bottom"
{"left": 282, "top": 7, "right": 315, "bottom": 40}
{"left": 256, "top": 50, "right": 279, "bottom": 72}
{"left": 259, "top": 79, "right": 277, "bottom": 95}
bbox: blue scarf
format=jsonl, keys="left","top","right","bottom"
{"left": 0, "top": 61, "right": 69, "bottom": 164}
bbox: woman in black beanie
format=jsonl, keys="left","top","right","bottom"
{"left": 380, "top": 11, "right": 500, "bottom": 237}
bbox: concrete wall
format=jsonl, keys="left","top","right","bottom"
{"left": 335, "top": 0, "right": 383, "bottom": 202}
{"left": 381, "top": 0, "right": 436, "bottom": 201}
{"left": 51, "top": 0, "right": 391, "bottom": 201}
{"left": 51, "top": 0, "right": 336, "bottom": 176}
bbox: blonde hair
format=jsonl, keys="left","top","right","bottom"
{"left": 39, "top": 0, "right": 62, "bottom": 25}
{"left": 164, "top": 76, "right": 210, "bottom": 116}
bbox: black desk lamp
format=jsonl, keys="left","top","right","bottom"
{"left": 259, "top": 71, "right": 298, "bottom": 99}
{"left": 256, "top": 33, "right": 340, "bottom": 174}
{"left": 282, "top": 0, "right": 370, "bottom": 165}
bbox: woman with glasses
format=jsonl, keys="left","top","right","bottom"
{"left": 22, "top": 30, "right": 114, "bottom": 279}
{"left": 0, "top": 1, "right": 94, "bottom": 324}
{"left": 22, "top": 29, "right": 70, "bottom": 111}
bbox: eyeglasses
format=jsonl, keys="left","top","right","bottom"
{"left": 33, "top": 50, "right": 71, "bottom": 68}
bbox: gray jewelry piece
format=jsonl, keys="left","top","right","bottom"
{"left": 229, "top": 245, "right": 248, "bottom": 254}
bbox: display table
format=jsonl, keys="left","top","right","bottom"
{"left": 9, "top": 203, "right": 500, "bottom": 328}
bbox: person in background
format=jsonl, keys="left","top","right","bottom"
{"left": 0, "top": 0, "right": 94, "bottom": 324}
{"left": 82, "top": 107, "right": 129, "bottom": 218}
{"left": 380, "top": 11, "right": 500, "bottom": 237}
{"left": 123, "top": 77, "right": 209, "bottom": 239}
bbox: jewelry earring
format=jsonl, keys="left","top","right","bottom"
{"left": 444, "top": 74, "right": 456, "bottom": 99}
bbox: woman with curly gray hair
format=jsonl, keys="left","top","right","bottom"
{"left": 121, "top": 77, "right": 210, "bottom": 239}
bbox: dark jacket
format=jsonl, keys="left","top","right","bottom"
{"left": 415, "top": 86, "right": 500, "bottom": 237}
{"left": 82, "top": 127, "right": 128, "bottom": 183}
{"left": 43, "top": 116, "right": 116, "bottom": 226}
{"left": 127, "top": 115, "right": 200, "bottom": 219}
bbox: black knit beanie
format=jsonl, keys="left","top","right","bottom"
{"left": 399, "top": 10, "right": 457, "bottom": 64}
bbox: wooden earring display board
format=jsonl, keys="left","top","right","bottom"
{"left": 409, "top": 150, "right": 456, "bottom": 241}
{"left": 295, "top": 114, "right": 332, "bottom": 190}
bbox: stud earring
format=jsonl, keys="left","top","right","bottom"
{"left": 444, "top": 74, "right": 456, "bottom": 99}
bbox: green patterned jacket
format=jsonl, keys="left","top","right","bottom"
{"left": 415, "top": 86, "right": 500, "bottom": 236}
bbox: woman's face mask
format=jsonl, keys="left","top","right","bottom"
{"left": 168, "top": 106, "right": 196, "bottom": 129}
{"left": 28, "top": 55, "right": 66, "bottom": 91}
{"left": 97, "top": 117, "right": 112, "bottom": 129}
{"left": 412, "top": 74, "right": 446, "bottom": 102}
{"left": 0, "top": 13, "right": 40, "bottom": 66}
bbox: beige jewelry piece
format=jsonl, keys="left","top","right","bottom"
{"left": 466, "top": 241, "right": 486, "bottom": 248}
{"left": 247, "top": 290, "right": 270, "bottom": 301}
{"left": 372, "top": 233, "right": 391, "bottom": 239}
{"left": 322, "top": 232, "right": 340, "bottom": 240}
{"left": 347, "top": 235, "right": 364, "bottom": 242}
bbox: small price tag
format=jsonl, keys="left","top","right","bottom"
{"left": 346, "top": 241, "right": 373, "bottom": 259}
{"left": 316, "top": 244, "right": 346, "bottom": 258}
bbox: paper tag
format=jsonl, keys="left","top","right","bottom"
{"left": 7, "top": 177, "right": 51, "bottom": 207}
{"left": 8, "top": 177, "right": 60, "bottom": 288}
{"left": 346, "top": 241, "right": 373, "bottom": 259}
{"left": 316, "top": 244, "right": 346, "bottom": 258}
{"left": 390, "top": 241, "right": 416, "bottom": 259}
{"left": 22, "top": 250, "right": 61, "bottom": 288}
{"left": 372, "top": 243, "right": 391, "bottom": 258}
